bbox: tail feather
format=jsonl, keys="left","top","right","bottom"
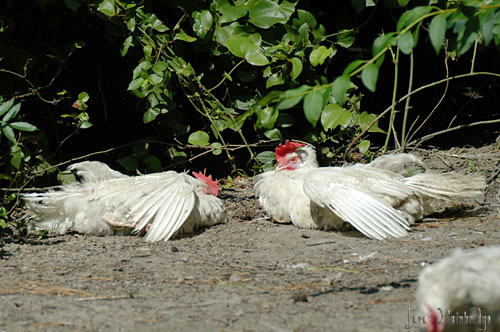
{"left": 22, "top": 186, "right": 112, "bottom": 235}
{"left": 405, "top": 173, "right": 485, "bottom": 201}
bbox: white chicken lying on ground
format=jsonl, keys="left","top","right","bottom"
{"left": 416, "top": 246, "right": 500, "bottom": 332}
{"left": 23, "top": 161, "right": 226, "bottom": 242}
{"left": 254, "top": 140, "right": 485, "bottom": 240}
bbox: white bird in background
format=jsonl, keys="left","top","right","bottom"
{"left": 416, "top": 246, "right": 500, "bottom": 332}
{"left": 23, "top": 161, "right": 226, "bottom": 242}
{"left": 254, "top": 140, "right": 485, "bottom": 240}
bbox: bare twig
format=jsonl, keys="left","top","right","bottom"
{"left": 344, "top": 71, "right": 500, "bottom": 158}
{"left": 407, "top": 118, "right": 500, "bottom": 148}
{"left": 406, "top": 48, "right": 450, "bottom": 145}
{"left": 383, "top": 46, "right": 400, "bottom": 154}
{"left": 401, "top": 51, "right": 414, "bottom": 149}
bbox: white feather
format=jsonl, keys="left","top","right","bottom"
{"left": 254, "top": 145, "right": 485, "bottom": 241}
{"left": 416, "top": 246, "right": 500, "bottom": 331}
{"left": 23, "top": 161, "right": 226, "bottom": 242}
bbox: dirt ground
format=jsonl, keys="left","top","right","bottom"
{"left": 1, "top": 144, "right": 499, "bottom": 332}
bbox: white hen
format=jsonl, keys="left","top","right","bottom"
{"left": 23, "top": 161, "right": 226, "bottom": 242}
{"left": 416, "top": 246, "right": 500, "bottom": 332}
{"left": 254, "top": 140, "right": 485, "bottom": 240}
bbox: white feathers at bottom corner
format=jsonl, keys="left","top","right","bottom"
{"left": 416, "top": 246, "right": 500, "bottom": 328}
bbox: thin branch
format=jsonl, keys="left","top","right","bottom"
{"left": 406, "top": 47, "right": 450, "bottom": 144}
{"left": 31, "top": 139, "right": 277, "bottom": 176}
{"left": 401, "top": 51, "right": 414, "bottom": 150}
{"left": 407, "top": 118, "right": 500, "bottom": 148}
{"left": 344, "top": 71, "right": 500, "bottom": 157}
{"left": 0, "top": 68, "right": 56, "bottom": 104}
{"left": 383, "top": 46, "right": 399, "bottom": 154}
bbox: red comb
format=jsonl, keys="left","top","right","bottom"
{"left": 192, "top": 171, "right": 219, "bottom": 197}
{"left": 275, "top": 140, "right": 306, "bottom": 164}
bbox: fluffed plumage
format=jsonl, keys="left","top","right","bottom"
{"left": 254, "top": 140, "right": 485, "bottom": 240}
{"left": 23, "top": 161, "right": 226, "bottom": 242}
{"left": 416, "top": 246, "right": 500, "bottom": 332}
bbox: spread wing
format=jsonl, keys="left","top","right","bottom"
{"left": 87, "top": 171, "right": 197, "bottom": 242}
{"left": 303, "top": 168, "right": 411, "bottom": 240}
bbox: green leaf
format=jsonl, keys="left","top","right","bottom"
{"left": 57, "top": 171, "right": 77, "bottom": 185}
{"left": 277, "top": 85, "right": 310, "bottom": 110}
{"left": 256, "top": 150, "right": 275, "bottom": 164}
{"left": 320, "top": 104, "right": 352, "bottom": 131}
{"left": 297, "top": 9, "right": 317, "bottom": 29}
{"left": 456, "top": 16, "right": 479, "bottom": 56}
{"left": 259, "top": 90, "right": 283, "bottom": 106}
{"left": 9, "top": 122, "right": 37, "bottom": 131}
{"left": 188, "top": 130, "right": 210, "bottom": 146}
{"left": 126, "top": 17, "right": 136, "bottom": 32}
{"left": 429, "top": 14, "right": 447, "bottom": 54}
{"left": 309, "top": 45, "right": 334, "bottom": 66}
{"left": 144, "top": 155, "right": 162, "bottom": 171}
{"left": 289, "top": 57, "right": 303, "bottom": 80}
{"left": 298, "top": 22, "right": 310, "bottom": 41}
{"left": 264, "top": 128, "right": 281, "bottom": 140}
{"left": 96, "top": 0, "right": 116, "bottom": 16}
{"left": 127, "top": 78, "right": 144, "bottom": 91}
{"left": 398, "top": 31, "right": 414, "bottom": 54}
{"left": 192, "top": 10, "right": 213, "bottom": 39}
{"left": 217, "top": 2, "right": 248, "bottom": 23}
{"left": 247, "top": 0, "right": 295, "bottom": 29}
{"left": 256, "top": 106, "right": 278, "bottom": 129}
{"left": 77, "top": 121, "right": 93, "bottom": 129}
{"left": 246, "top": 49, "right": 270, "bottom": 66}
{"left": 336, "top": 29, "right": 356, "bottom": 48}
{"left": 149, "top": 73, "right": 163, "bottom": 84}
{"left": 10, "top": 144, "right": 23, "bottom": 170}
{"left": 78, "top": 91, "right": 89, "bottom": 102}
{"left": 355, "top": 112, "right": 384, "bottom": 133}
{"left": 64, "top": 0, "right": 82, "bottom": 11}
{"left": 303, "top": 87, "right": 328, "bottom": 127}
{"left": 214, "top": 22, "right": 246, "bottom": 46}
{"left": 174, "top": 30, "right": 197, "bottom": 42}
{"left": 121, "top": 36, "right": 134, "bottom": 56}
{"left": 351, "top": 0, "right": 367, "bottom": 14}
{"left": 117, "top": 156, "right": 138, "bottom": 171}
{"left": 361, "top": 63, "right": 379, "bottom": 92}
{"left": 481, "top": 10, "right": 496, "bottom": 46}
{"left": 152, "top": 61, "right": 168, "bottom": 77}
{"left": 225, "top": 34, "right": 269, "bottom": 66}
{"left": 343, "top": 59, "right": 365, "bottom": 75}
{"left": 396, "top": 6, "right": 433, "bottom": 31}
{"left": 0, "top": 99, "right": 14, "bottom": 117}
{"left": 143, "top": 108, "right": 160, "bottom": 124}
{"left": 266, "top": 73, "right": 285, "bottom": 89}
{"left": 2, "top": 125, "right": 15, "bottom": 143}
{"left": 3, "top": 102, "right": 21, "bottom": 122}
{"left": 210, "top": 142, "right": 223, "bottom": 155}
{"left": 372, "top": 33, "right": 395, "bottom": 56}
{"left": 331, "top": 75, "right": 350, "bottom": 105}
{"left": 358, "top": 140, "right": 370, "bottom": 154}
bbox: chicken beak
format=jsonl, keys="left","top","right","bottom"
{"left": 276, "top": 163, "right": 286, "bottom": 171}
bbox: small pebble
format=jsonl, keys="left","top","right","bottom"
{"left": 171, "top": 246, "right": 179, "bottom": 252}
